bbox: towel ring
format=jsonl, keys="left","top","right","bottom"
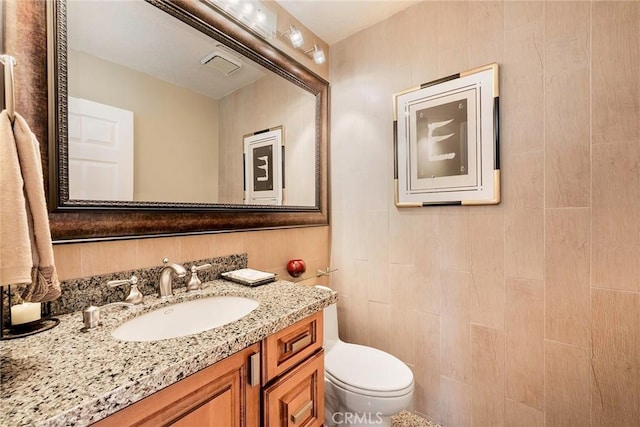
{"left": 0, "top": 54, "right": 16, "bottom": 123}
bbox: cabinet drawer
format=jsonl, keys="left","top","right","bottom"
{"left": 263, "top": 312, "right": 323, "bottom": 383}
{"left": 263, "top": 350, "right": 324, "bottom": 427}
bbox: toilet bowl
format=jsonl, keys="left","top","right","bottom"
{"left": 317, "top": 286, "right": 414, "bottom": 427}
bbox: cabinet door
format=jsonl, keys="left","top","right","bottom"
{"left": 263, "top": 350, "right": 324, "bottom": 427}
{"left": 263, "top": 312, "right": 323, "bottom": 384}
{"left": 93, "top": 343, "right": 260, "bottom": 427}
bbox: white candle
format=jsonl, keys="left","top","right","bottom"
{"left": 10, "top": 302, "right": 41, "bottom": 325}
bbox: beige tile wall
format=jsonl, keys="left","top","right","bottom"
{"left": 329, "top": 1, "right": 640, "bottom": 426}
{"left": 53, "top": 227, "right": 330, "bottom": 286}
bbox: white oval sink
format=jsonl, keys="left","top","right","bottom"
{"left": 112, "top": 296, "right": 259, "bottom": 342}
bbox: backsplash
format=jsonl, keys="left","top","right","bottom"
{"left": 2, "top": 253, "right": 247, "bottom": 323}
{"left": 51, "top": 253, "right": 247, "bottom": 316}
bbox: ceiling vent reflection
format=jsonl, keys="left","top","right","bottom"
{"left": 201, "top": 50, "right": 243, "bottom": 76}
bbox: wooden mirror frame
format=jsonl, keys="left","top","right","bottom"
{"left": 4, "top": 0, "right": 328, "bottom": 242}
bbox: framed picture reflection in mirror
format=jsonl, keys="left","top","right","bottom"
{"left": 244, "top": 126, "right": 284, "bottom": 205}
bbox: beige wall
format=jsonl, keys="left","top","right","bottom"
{"left": 68, "top": 49, "right": 219, "bottom": 203}
{"left": 330, "top": 1, "right": 640, "bottom": 426}
{"left": 53, "top": 226, "right": 330, "bottom": 286}
{"left": 218, "top": 72, "right": 316, "bottom": 205}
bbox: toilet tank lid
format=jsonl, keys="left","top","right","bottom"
{"left": 325, "top": 342, "right": 414, "bottom": 393}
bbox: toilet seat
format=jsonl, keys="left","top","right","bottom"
{"left": 325, "top": 342, "right": 414, "bottom": 398}
{"left": 326, "top": 371, "right": 414, "bottom": 398}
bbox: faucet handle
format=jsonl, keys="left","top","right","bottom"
{"left": 193, "top": 263, "right": 212, "bottom": 272}
{"left": 187, "top": 263, "right": 212, "bottom": 292}
{"left": 107, "top": 275, "right": 143, "bottom": 305}
{"left": 107, "top": 275, "right": 138, "bottom": 288}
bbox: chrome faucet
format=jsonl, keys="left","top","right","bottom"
{"left": 158, "top": 258, "right": 187, "bottom": 300}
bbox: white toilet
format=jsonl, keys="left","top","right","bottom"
{"left": 317, "top": 286, "right": 414, "bottom": 427}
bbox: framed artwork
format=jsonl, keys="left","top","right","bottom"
{"left": 244, "top": 126, "right": 284, "bottom": 205}
{"left": 393, "top": 63, "right": 500, "bottom": 206}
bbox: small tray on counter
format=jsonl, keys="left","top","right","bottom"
{"left": 221, "top": 268, "right": 277, "bottom": 287}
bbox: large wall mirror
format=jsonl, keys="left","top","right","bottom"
{"left": 45, "top": 0, "right": 328, "bottom": 241}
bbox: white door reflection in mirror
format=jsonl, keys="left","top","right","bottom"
{"left": 68, "top": 97, "right": 134, "bottom": 201}
{"left": 244, "top": 127, "right": 283, "bottom": 205}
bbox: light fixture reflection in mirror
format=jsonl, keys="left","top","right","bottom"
{"left": 201, "top": 0, "right": 277, "bottom": 39}
{"left": 65, "top": 0, "right": 316, "bottom": 207}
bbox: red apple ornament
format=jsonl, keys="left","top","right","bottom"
{"left": 287, "top": 259, "right": 306, "bottom": 278}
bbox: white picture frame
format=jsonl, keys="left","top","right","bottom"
{"left": 394, "top": 63, "right": 500, "bottom": 206}
{"left": 244, "top": 126, "right": 284, "bottom": 205}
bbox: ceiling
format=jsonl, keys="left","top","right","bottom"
{"left": 276, "top": 0, "right": 419, "bottom": 45}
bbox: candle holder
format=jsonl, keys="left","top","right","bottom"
{"left": 0, "top": 285, "right": 60, "bottom": 340}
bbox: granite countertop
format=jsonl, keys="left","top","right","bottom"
{"left": 1, "top": 280, "right": 337, "bottom": 427}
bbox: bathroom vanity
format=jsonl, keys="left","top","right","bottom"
{"left": 94, "top": 312, "right": 324, "bottom": 426}
{"left": 0, "top": 281, "right": 335, "bottom": 426}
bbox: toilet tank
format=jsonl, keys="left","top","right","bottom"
{"left": 315, "top": 285, "right": 339, "bottom": 350}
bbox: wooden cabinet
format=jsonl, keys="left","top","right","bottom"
{"left": 92, "top": 312, "right": 324, "bottom": 427}
{"left": 93, "top": 343, "right": 260, "bottom": 427}
{"left": 262, "top": 312, "right": 324, "bottom": 427}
